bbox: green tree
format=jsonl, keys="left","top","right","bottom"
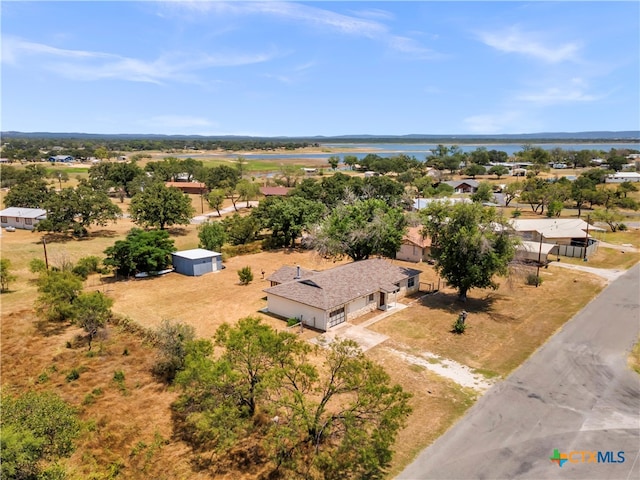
{"left": 237, "top": 266, "right": 253, "bottom": 285}
{"left": 502, "top": 181, "right": 522, "bottom": 207}
{"left": 173, "top": 319, "right": 411, "bottom": 479}
{"left": 72, "top": 291, "right": 113, "bottom": 350}
{"left": 1, "top": 391, "right": 80, "bottom": 479}
{"left": 198, "top": 221, "right": 226, "bottom": 252}
{"left": 37, "top": 181, "right": 122, "bottom": 236}
{"left": 207, "top": 188, "right": 226, "bottom": 216}
{"left": 3, "top": 178, "right": 51, "bottom": 208}
{"left": 35, "top": 270, "right": 84, "bottom": 322}
{"left": 0, "top": 259, "right": 16, "bottom": 292}
{"left": 421, "top": 202, "right": 517, "bottom": 301}
{"left": 236, "top": 179, "right": 260, "bottom": 208}
{"left": 464, "top": 163, "right": 486, "bottom": 179}
{"left": 130, "top": 183, "right": 195, "bottom": 230}
{"left": 470, "top": 182, "right": 494, "bottom": 203}
{"left": 49, "top": 169, "right": 69, "bottom": 189}
{"left": 307, "top": 198, "right": 406, "bottom": 261}
{"left": 103, "top": 228, "right": 176, "bottom": 277}
{"left": 222, "top": 213, "right": 260, "bottom": 245}
{"left": 617, "top": 181, "right": 638, "bottom": 198}
{"left": 571, "top": 176, "right": 597, "bottom": 217}
{"left": 592, "top": 208, "right": 625, "bottom": 232}
{"left": 252, "top": 196, "right": 325, "bottom": 248}
{"left": 328, "top": 155, "right": 340, "bottom": 170}
{"left": 152, "top": 320, "right": 196, "bottom": 383}
{"left": 343, "top": 155, "right": 358, "bottom": 170}
{"left": 277, "top": 164, "right": 303, "bottom": 188}
{"left": 469, "top": 147, "right": 491, "bottom": 165}
{"left": 488, "top": 165, "right": 509, "bottom": 179}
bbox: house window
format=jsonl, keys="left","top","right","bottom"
{"left": 368, "top": 293, "right": 374, "bottom": 303}
{"left": 408, "top": 277, "right": 416, "bottom": 288}
{"left": 25, "top": 218, "right": 32, "bottom": 225}
{"left": 0, "top": 216, "right": 7, "bottom": 223}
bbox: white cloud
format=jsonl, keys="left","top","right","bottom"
{"left": 517, "top": 78, "right": 600, "bottom": 105}
{"left": 478, "top": 26, "right": 580, "bottom": 63}
{"left": 163, "top": 1, "right": 437, "bottom": 60}
{"left": 463, "top": 111, "right": 525, "bottom": 134}
{"left": 2, "top": 35, "right": 276, "bottom": 84}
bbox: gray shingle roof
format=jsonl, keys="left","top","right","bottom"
{"left": 264, "top": 259, "right": 421, "bottom": 310}
{"left": 267, "top": 265, "right": 316, "bottom": 284}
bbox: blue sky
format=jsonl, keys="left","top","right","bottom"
{"left": 2, "top": 1, "right": 639, "bottom": 136}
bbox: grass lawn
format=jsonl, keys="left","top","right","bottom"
{"left": 560, "top": 246, "right": 640, "bottom": 270}
{"left": 370, "top": 265, "right": 607, "bottom": 377}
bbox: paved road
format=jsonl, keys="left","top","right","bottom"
{"left": 398, "top": 263, "right": 640, "bottom": 480}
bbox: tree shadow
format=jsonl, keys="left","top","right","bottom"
{"left": 34, "top": 318, "right": 71, "bottom": 337}
{"left": 417, "top": 290, "right": 498, "bottom": 315}
{"left": 88, "top": 229, "right": 119, "bottom": 238}
{"left": 167, "top": 227, "right": 189, "bottom": 236}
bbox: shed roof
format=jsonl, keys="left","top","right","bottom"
{"left": 0, "top": 207, "right": 47, "bottom": 218}
{"left": 264, "top": 259, "right": 421, "bottom": 311}
{"left": 517, "top": 240, "right": 557, "bottom": 255}
{"left": 171, "top": 248, "right": 221, "bottom": 260}
{"left": 260, "top": 186, "right": 291, "bottom": 196}
{"left": 510, "top": 218, "right": 604, "bottom": 238}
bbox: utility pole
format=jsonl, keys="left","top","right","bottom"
{"left": 536, "top": 234, "right": 543, "bottom": 287}
{"left": 583, "top": 215, "right": 590, "bottom": 262}
{"left": 42, "top": 235, "right": 49, "bottom": 270}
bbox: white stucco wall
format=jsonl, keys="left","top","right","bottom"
{"left": 396, "top": 243, "right": 422, "bottom": 263}
{"left": 266, "top": 295, "right": 327, "bottom": 331}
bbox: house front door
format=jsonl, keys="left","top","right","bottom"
{"left": 379, "top": 292, "right": 386, "bottom": 310}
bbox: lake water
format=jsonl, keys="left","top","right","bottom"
{"left": 178, "top": 142, "right": 639, "bottom": 162}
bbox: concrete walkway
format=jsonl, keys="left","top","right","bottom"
{"left": 191, "top": 201, "right": 259, "bottom": 223}
{"left": 548, "top": 261, "right": 628, "bottom": 282}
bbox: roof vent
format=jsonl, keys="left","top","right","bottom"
{"left": 294, "top": 265, "right": 301, "bottom": 279}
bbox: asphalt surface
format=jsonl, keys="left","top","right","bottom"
{"left": 397, "top": 263, "right": 640, "bottom": 480}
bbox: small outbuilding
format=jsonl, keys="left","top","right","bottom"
{"left": 172, "top": 248, "right": 222, "bottom": 276}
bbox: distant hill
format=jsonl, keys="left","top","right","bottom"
{"left": 1, "top": 130, "right": 638, "bottom": 143}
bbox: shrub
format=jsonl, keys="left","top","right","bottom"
{"left": 511, "top": 208, "right": 522, "bottom": 218}
{"left": 526, "top": 273, "right": 543, "bottom": 286}
{"left": 29, "top": 258, "right": 47, "bottom": 274}
{"left": 618, "top": 223, "right": 628, "bottom": 231}
{"left": 451, "top": 317, "right": 466, "bottom": 334}
{"left": 237, "top": 266, "right": 253, "bottom": 285}
{"left": 71, "top": 256, "right": 102, "bottom": 279}
{"left": 287, "top": 317, "right": 300, "bottom": 327}
{"left": 65, "top": 369, "right": 80, "bottom": 382}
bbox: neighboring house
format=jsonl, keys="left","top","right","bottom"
{"left": 605, "top": 172, "right": 640, "bottom": 183}
{"left": 260, "top": 186, "right": 291, "bottom": 196}
{"left": 165, "top": 181, "right": 207, "bottom": 194}
{"left": 442, "top": 180, "right": 479, "bottom": 194}
{"left": 509, "top": 218, "right": 604, "bottom": 259}
{"left": 396, "top": 226, "right": 432, "bottom": 263}
{"left": 413, "top": 197, "right": 471, "bottom": 210}
{"left": 0, "top": 207, "right": 47, "bottom": 231}
{"left": 264, "top": 259, "right": 421, "bottom": 331}
{"left": 172, "top": 249, "right": 222, "bottom": 276}
{"left": 48, "top": 155, "right": 74, "bottom": 163}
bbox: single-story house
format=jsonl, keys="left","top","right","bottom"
{"left": 605, "top": 172, "right": 640, "bottom": 183}
{"left": 264, "top": 259, "right": 421, "bottom": 331}
{"left": 172, "top": 249, "right": 222, "bottom": 276}
{"left": 509, "top": 218, "right": 604, "bottom": 259}
{"left": 0, "top": 207, "right": 47, "bottom": 231}
{"left": 442, "top": 180, "right": 479, "bottom": 194}
{"left": 165, "top": 182, "right": 207, "bottom": 195}
{"left": 48, "top": 155, "right": 74, "bottom": 163}
{"left": 260, "top": 186, "right": 291, "bottom": 196}
{"left": 396, "top": 227, "right": 432, "bottom": 263}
